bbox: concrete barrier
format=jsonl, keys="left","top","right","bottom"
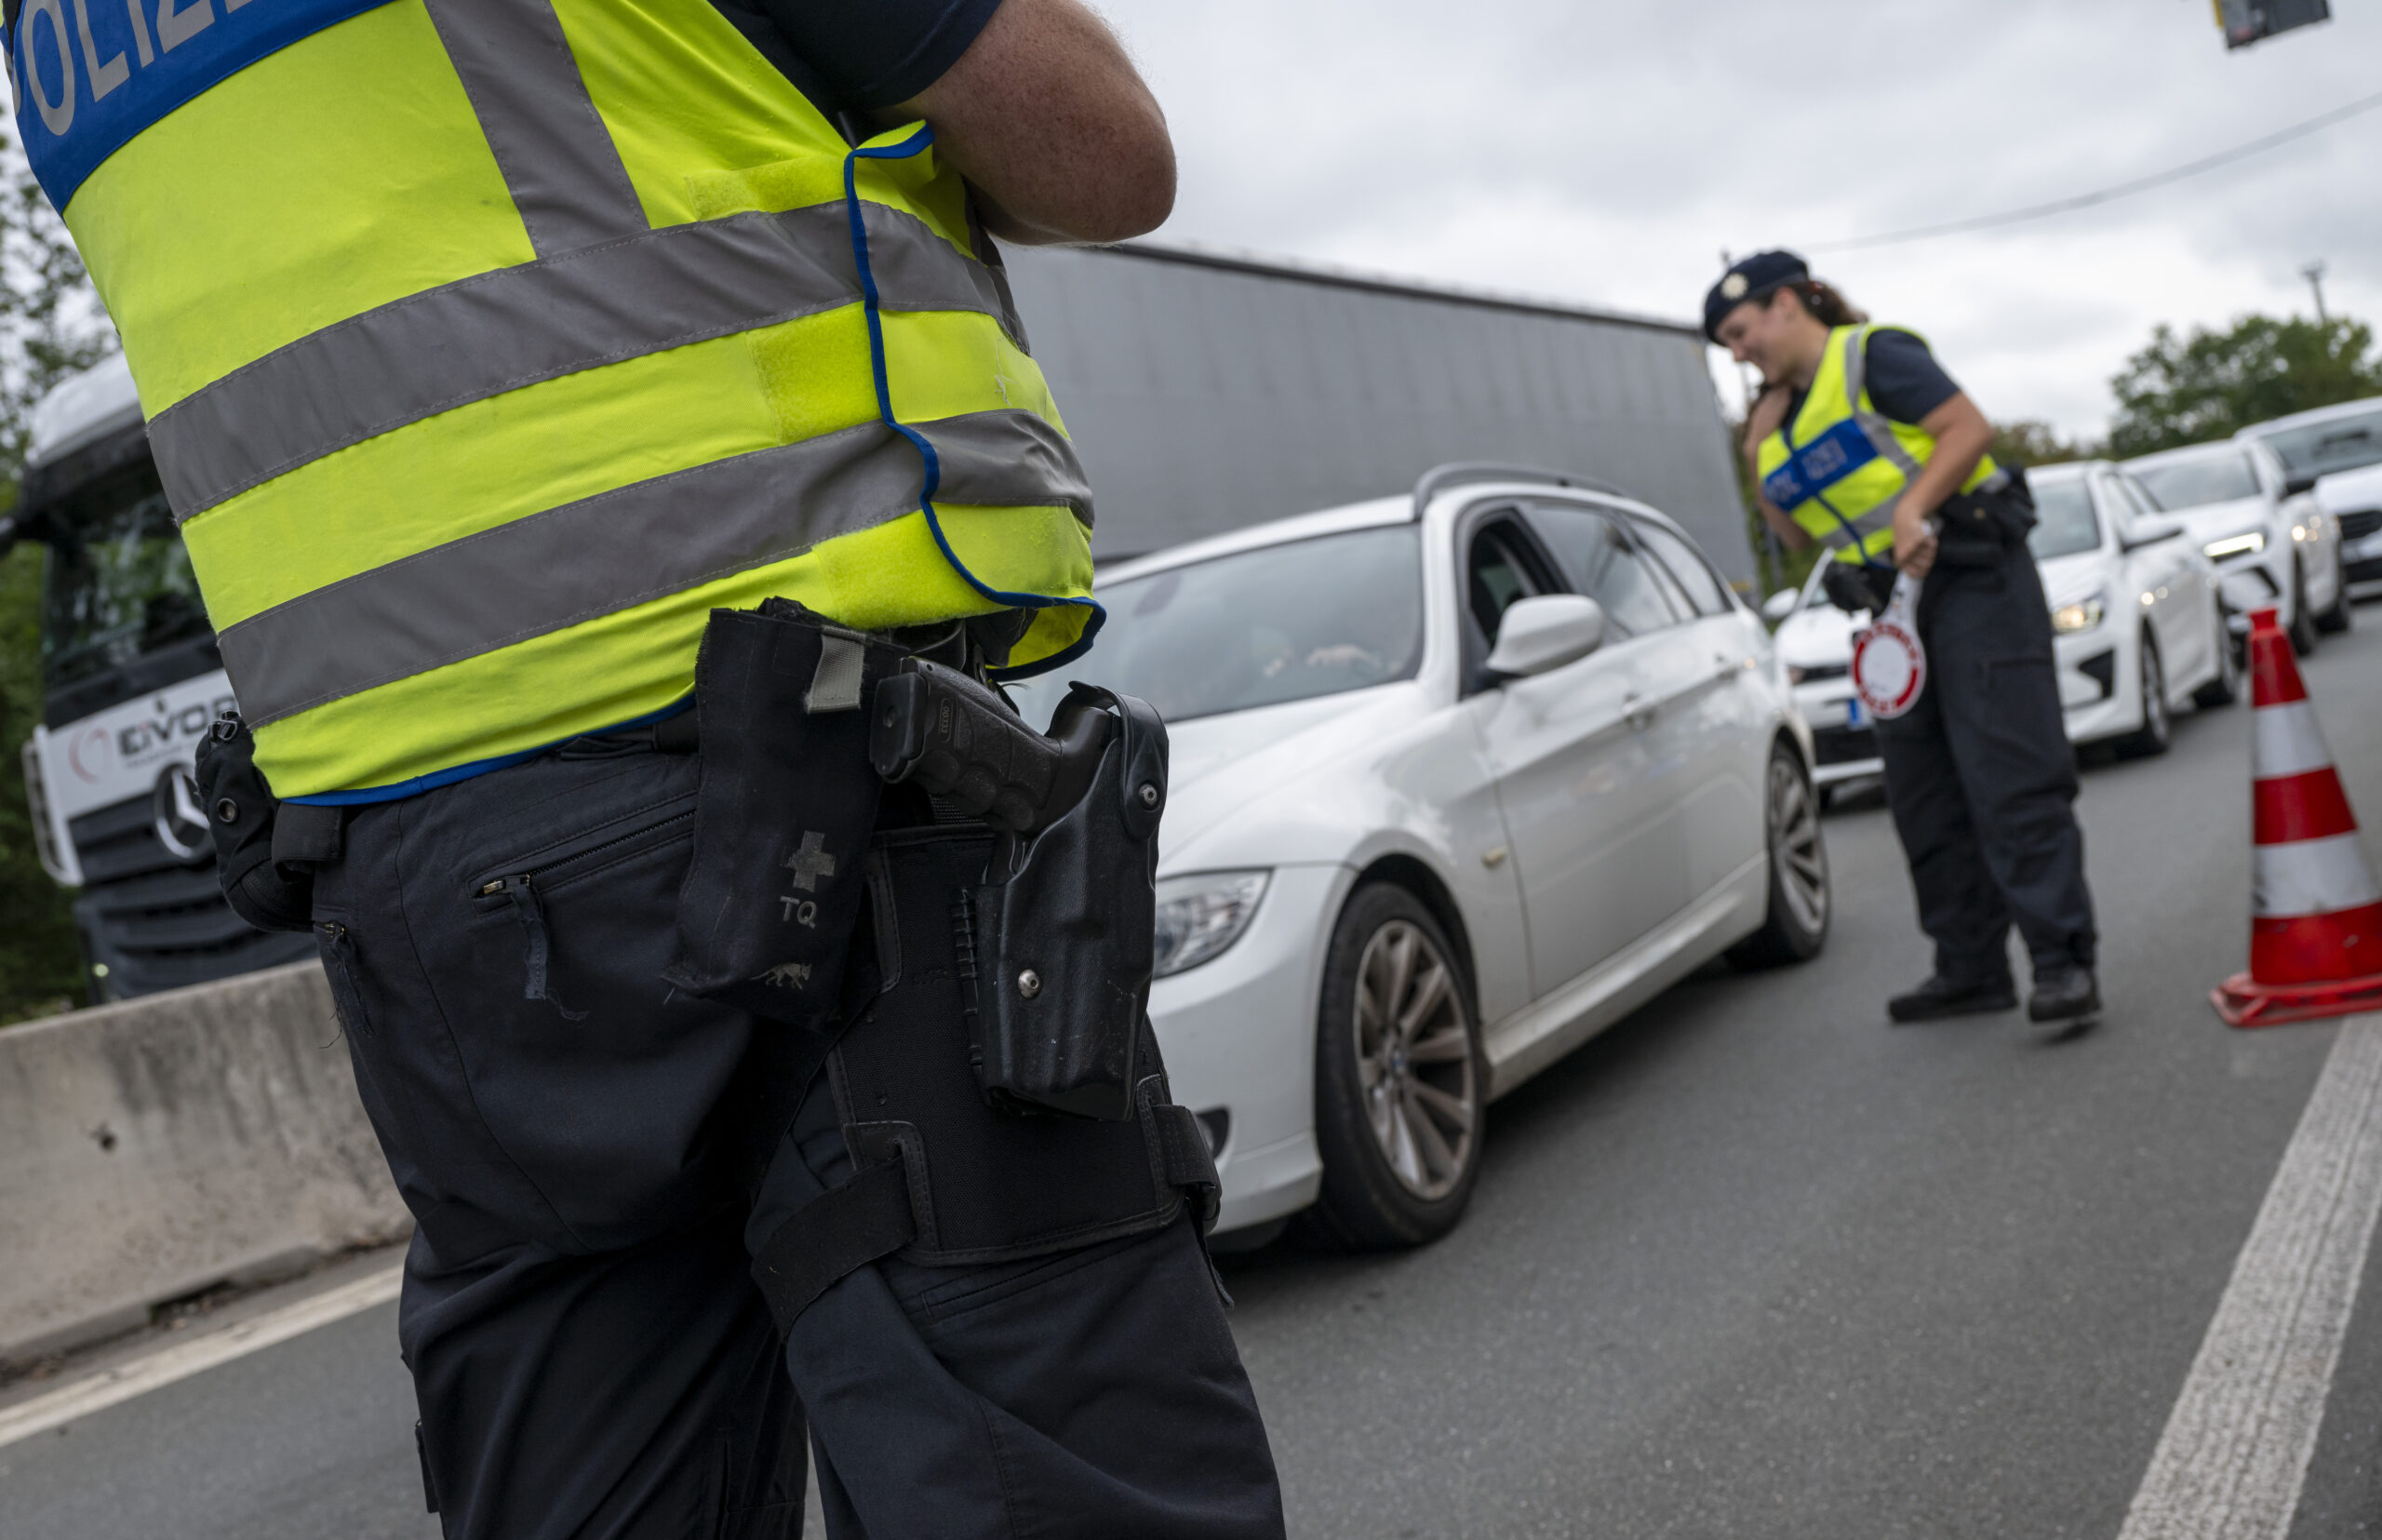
{"left": 0, "top": 961, "right": 409, "bottom": 1364}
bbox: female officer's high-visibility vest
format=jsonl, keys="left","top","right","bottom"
{"left": 1756, "top": 324, "right": 2000, "bottom": 568}
{"left": 5, "top": 0, "right": 1096, "bottom": 798}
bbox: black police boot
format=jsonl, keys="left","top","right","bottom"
{"left": 2027, "top": 966, "right": 2101, "bottom": 1024}
{"left": 1887, "top": 974, "right": 2018, "bottom": 1023}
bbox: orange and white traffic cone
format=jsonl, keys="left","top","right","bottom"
{"left": 2212, "top": 607, "right": 2382, "bottom": 1027}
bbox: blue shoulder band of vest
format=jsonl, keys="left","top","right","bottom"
{"left": 1760, "top": 417, "right": 1879, "bottom": 514}
{"left": 7, "top": 0, "right": 393, "bottom": 210}
{"left": 840, "top": 125, "right": 1105, "bottom": 682}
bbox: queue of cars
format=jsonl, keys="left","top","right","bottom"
{"left": 1016, "top": 466, "right": 1829, "bottom": 1246}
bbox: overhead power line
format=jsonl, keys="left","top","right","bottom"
{"left": 1804, "top": 86, "right": 2382, "bottom": 252}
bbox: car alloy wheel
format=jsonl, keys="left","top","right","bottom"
{"left": 1728, "top": 741, "right": 1830, "bottom": 968}
{"left": 1303, "top": 883, "right": 1487, "bottom": 1249}
{"left": 1353, "top": 918, "right": 1478, "bottom": 1201}
{"left": 2193, "top": 606, "right": 2241, "bottom": 709}
{"left": 2118, "top": 633, "right": 2171, "bottom": 758}
{"left": 2289, "top": 559, "right": 2320, "bottom": 657}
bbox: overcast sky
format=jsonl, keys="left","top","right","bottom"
{"left": 1090, "top": 0, "right": 2382, "bottom": 443}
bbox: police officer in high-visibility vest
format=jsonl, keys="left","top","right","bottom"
{"left": 1708, "top": 251, "right": 2100, "bottom": 1026}
{"left": 7, "top": 0, "right": 1284, "bottom": 1533}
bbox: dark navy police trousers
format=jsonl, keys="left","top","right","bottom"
{"left": 1873, "top": 543, "right": 2098, "bottom": 985}
{"left": 312, "top": 744, "right": 1286, "bottom": 1539}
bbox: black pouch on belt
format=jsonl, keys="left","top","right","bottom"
{"left": 663, "top": 600, "right": 906, "bottom": 1030}
{"left": 192, "top": 712, "right": 334, "bottom": 933}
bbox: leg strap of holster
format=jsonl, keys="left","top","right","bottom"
{"left": 748, "top": 1097, "right": 1223, "bottom": 1335}
{"left": 750, "top": 1159, "right": 916, "bottom": 1336}
{"left": 1144, "top": 1101, "right": 1222, "bottom": 1235}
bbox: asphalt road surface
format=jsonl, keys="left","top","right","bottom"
{"left": 7, "top": 604, "right": 2382, "bottom": 1539}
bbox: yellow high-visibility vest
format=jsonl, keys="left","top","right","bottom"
{"left": 9, "top": 0, "right": 1095, "bottom": 797}
{"left": 1756, "top": 324, "right": 1998, "bottom": 566}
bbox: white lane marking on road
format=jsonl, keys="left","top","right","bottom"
{"left": 2118, "top": 1015, "right": 2382, "bottom": 1540}
{"left": 0, "top": 1264, "right": 403, "bottom": 1452}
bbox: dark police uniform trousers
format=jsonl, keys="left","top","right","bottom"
{"left": 1871, "top": 542, "right": 2098, "bottom": 985}
{"left": 310, "top": 742, "right": 1287, "bottom": 1539}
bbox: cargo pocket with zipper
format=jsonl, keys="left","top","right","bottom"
{"left": 465, "top": 791, "right": 699, "bottom": 1022}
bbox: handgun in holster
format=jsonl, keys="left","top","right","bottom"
{"left": 871, "top": 658, "right": 1167, "bottom": 1122}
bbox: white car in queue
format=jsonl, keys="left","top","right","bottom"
{"left": 1763, "top": 558, "right": 1883, "bottom": 801}
{"left": 2238, "top": 395, "right": 2382, "bottom": 602}
{"left": 2027, "top": 461, "right": 2238, "bottom": 756}
{"left": 1010, "top": 465, "right": 1830, "bottom": 1248}
{"left": 2124, "top": 437, "right": 2349, "bottom": 657}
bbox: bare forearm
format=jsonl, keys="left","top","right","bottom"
{"left": 898, "top": 0, "right": 1174, "bottom": 246}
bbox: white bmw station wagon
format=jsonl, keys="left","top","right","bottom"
{"left": 1015, "top": 466, "right": 1830, "bottom": 1249}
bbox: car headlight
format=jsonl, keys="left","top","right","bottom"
{"left": 2051, "top": 594, "right": 2106, "bottom": 635}
{"left": 2203, "top": 530, "right": 2266, "bottom": 560}
{"left": 1153, "top": 870, "right": 1270, "bottom": 978}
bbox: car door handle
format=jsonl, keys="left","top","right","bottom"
{"left": 1623, "top": 690, "right": 1657, "bottom": 731}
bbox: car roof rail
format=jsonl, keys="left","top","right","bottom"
{"left": 1411, "top": 462, "right": 1635, "bottom": 518}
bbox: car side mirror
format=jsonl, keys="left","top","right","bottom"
{"left": 2121, "top": 516, "right": 2187, "bottom": 552}
{"left": 1760, "top": 589, "right": 1798, "bottom": 623}
{"left": 1486, "top": 595, "right": 1606, "bottom": 678}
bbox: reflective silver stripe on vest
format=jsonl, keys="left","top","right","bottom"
{"left": 423, "top": 0, "right": 647, "bottom": 258}
{"left": 153, "top": 204, "right": 1011, "bottom": 521}
{"left": 218, "top": 408, "right": 1090, "bottom": 726}
{"left": 1840, "top": 327, "right": 1926, "bottom": 481}
{"left": 1813, "top": 500, "right": 1894, "bottom": 551}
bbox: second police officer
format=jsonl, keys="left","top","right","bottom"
{"left": 1708, "top": 252, "right": 2102, "bottom": 1026}
{"left": 15, "top": 0, "right": 1289, "bottom": 1534}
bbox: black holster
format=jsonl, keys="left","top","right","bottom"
{"left": 1935, "top": 468, "right": 2037, "bottom": 569}
{"left": 970, "top": 684, "right": 1166, "bottom": 1121}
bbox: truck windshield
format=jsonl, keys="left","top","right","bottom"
{"left": 2133, "top": 454, "right": 2259, "bottom": 510}
{"left": 38, "top": 460, "right": 211, "bottom": 693}
{"left": 2250, "top": 406, "right": 2382, "bottom": 480}
{"left": 1012, "top": 524, "right": 1425, "bottom": 727}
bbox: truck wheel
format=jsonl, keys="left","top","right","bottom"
{"left": 1729, "top": 742, "right": 1830, "bottom": 968}
{"left": 1300, "top": 883, "right": 1485, "bottom": 1250}
{"left": 2116, "top": 632, "right": 2172, "bottom": 759}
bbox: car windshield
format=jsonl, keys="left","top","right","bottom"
{"left": 2250, "top": 407, "right": 2382, "bottom": 480}
{"left": 2133, "top": 454, "right": 2259, "bottom": 510}
{"left": 37, "top": 459, "right": 211, "bottom": 693}
{"left": 2026, "top": 479, "right": 2100, "bottom": 560}
{"left": 1011, "top": 524, "right": 1425, "bottom": 727}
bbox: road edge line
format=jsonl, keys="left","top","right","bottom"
{"left": 2117, "top": 1014, "right": 2382, "bottom": 1540}
{"left": 0, "top": 1263, "right": 403, "bottom": 1452}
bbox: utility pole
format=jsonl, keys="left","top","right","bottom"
{"left": 2302, "top": 261, "right": 2330, "bottom": 327}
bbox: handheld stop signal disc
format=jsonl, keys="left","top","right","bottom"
{"left": 1851, "top": 570, "right": 1926, "bottom": 720}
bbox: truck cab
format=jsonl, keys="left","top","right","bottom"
{"left": 10, "top": 355, "right": 314, "bottom": 1000}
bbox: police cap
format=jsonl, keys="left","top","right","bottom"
{"left": 1704, "top": 250, "right": 1809, "bottom": 343}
